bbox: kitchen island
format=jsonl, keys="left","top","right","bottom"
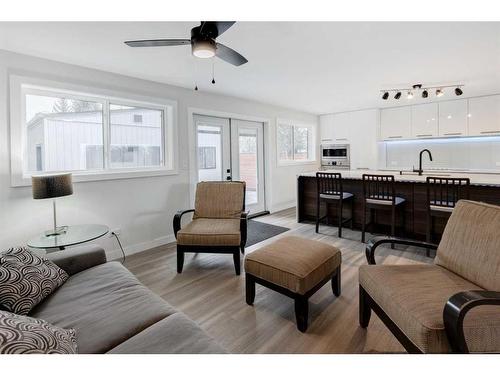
{"left": 297, "top": 169, "right": 500, "bottom": 241}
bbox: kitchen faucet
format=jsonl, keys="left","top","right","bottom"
{"left": 413, "top": 149, "right": 433, "bottom": 176}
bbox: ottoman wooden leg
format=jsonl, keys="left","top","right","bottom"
{"left": 331, "top": 265, "right": 341, "bottom": 297}
{"left": 245, "top": 274, "right": 256, "bottom": 305}
{"left": 294, "top": 296, "right": 309, "bottom": 333}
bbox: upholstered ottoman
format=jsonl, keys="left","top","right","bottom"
{"left": 244, "top": 236, "right": 342, "bottom": 332}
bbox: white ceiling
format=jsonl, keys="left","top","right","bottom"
{"left": 0, "top": 22, "right": 499, "bottom": 114}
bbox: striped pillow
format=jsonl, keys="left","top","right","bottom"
{"left": 0, "top": 310, "right": 77, "bottom": 354}
{"left": 0, "top": 247, "right": 69, "bottom": 315}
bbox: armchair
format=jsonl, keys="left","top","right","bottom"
{"left": 173, "top": 181, "right": 247, "bottom": 275}
{"left": 359, "top": 200, "right": 500, "bottom": 353}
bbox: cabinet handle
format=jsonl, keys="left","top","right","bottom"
{"left": 443, "top": 132, "right": 462, "bottom": 136}
{"left": 335, "top": 138, "right": 348, "bottom": 141}
{"left": 416, "top": 134, "right": 433, "bottom": 137}
{"left": 321, "top": 138, "right": 333, "bottom": 141}
{"left": 480, "top": 131, "right": 500, "bottom": 134}
{"left": 388, "top": 135, "right": 403, "bottom": 139}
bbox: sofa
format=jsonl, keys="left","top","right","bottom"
{"left": 29, "top": 245, "right": 225, "bottom": 354}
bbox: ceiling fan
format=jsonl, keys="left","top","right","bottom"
{"left": 124, "top": 21, "right": 248, "bottom": 66}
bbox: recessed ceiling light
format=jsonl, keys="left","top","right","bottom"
{"left": 436, "top": 89, "right": 444, "bottom": 97}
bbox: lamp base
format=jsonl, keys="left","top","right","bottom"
{"left": 44, "top": 226, "right": 68, "bottom": 237}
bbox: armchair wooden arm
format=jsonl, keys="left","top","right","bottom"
{"left": 444, "top": 290, "right": 500, "bottom": 353}
{"left": 365, "top": 236, "right": 438, "bottom": 265}
{"left": 173, "top": 209, "right": 195, "bottom": 238}
{"left": 240, "top": 211, "right": 249, "bottom": 249}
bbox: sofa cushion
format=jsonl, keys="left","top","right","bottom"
{"left": 193, "top": 181, "right": 245, "bottom": 219}
{"left": 245, "top": 236, "right": 341, "bottom": 295}
{"left": 0, "top": 247, "right": 68, "bottom": 315}
{"left": 434, "top": 200, "right": 500, "bottom": 291}
{"left": 30, "top": 261, "right": 175, "bottom": 353}
{"left": 0, "top": 310, "right": 77, "bottom": 354}
{"left": 108, "top": 312, "right": 226, "bottom": 354}
{"left": 359, "top": 264, "right": 500, "bottom": 353}
{"left": 177, "top": 218, "right": 241, "bottom": 246}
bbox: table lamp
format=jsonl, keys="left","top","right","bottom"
{"left": 32, "top": 173, "right": 73, "bottom": 237}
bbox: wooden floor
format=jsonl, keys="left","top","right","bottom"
{"left": 124, "top": 208, "right": 433, "bottom": 354}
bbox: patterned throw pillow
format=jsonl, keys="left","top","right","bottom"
{"left": 0, "top": 310, "right": 77, "bottom": 354}
{"left": 0, "top": 247, "right": 69, "bottom": 315}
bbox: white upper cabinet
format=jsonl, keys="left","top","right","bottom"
{"left": 438, "top": 99, "right": 467, "bottom": 137}
{"left": 411, "top": 103, "right": 438, "bottom": 138}
{"left": 380, "top": 107, "right": 411, "bottom": 140}
{"left": 319, "top": 114, "right": 335, "bottom": 142}
{"left": 468, "top": 95, "right": 500, "bottom": 136}
{"left": 331, "top": 112, "right": 352, "bottom": 142}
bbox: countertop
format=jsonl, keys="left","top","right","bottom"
{"left": 298, "top": 169, "right": 500, "bottom": 187}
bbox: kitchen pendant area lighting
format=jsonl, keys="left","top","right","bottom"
{"left": 380, "top": 83, "right": 463, "bottom": 101}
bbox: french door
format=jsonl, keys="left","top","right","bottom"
{"left": 194, "top": 114, "right": 266, "bottom": 215}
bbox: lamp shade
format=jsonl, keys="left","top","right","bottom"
{"left": 32, "top": 173, "right": 73, "bottom": 200}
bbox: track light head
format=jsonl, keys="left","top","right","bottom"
{"left": 394, "top": 92, "right": 401, "bottom": 100}
{"left": 422, "top": 89, "right": 428, "bottom": 98}
{"left": 455, "top": 87, "right": 463, "bottom": 96}
{"left": 407, "top": 91, "right": 414, "bottom": 99}
{"left": 436, "top": 88, "right": 444, "bottom": 97}
{"left": 382, "top": 92, "right": 389, "bottom": 100}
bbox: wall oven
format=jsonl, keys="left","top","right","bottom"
{"left": 321, "top": 144, "right": 350, "bottom": 169}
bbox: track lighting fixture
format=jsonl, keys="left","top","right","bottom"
{"left": 380, "top": 83, "right": 463, "bottom": 101}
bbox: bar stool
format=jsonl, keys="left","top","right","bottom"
{"left": 361, "top": 174, "right": 405, "bottom": 248}
{"left": 315, "top": 172, "right": 354, "bottom": 237}
{"left": 426, "top": 177, "right": 470, "bottom": 254}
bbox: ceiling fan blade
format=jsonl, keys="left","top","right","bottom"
{"left": 200, "top": 21, "right": 235, "bottom": 38}
{"left": 215, "top": 43, "right": 248, "bottom": 66}
{"left": 124, "top": 39, "right": 191, "bottom": 47}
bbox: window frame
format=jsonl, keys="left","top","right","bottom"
{"left": 276, "top": 119, "right": 317, "bottom": 166}
{"left": 10, "top": 75, "right": 178, "bottom": 187}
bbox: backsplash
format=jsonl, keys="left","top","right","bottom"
{"left": 382, "top": 137, "right": 500, "bottom": 171}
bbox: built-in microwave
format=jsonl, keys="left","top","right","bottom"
{"left": 321, "top": 144, "right": 350, "bottom": 169}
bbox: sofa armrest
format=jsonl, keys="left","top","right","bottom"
{"left": 173, "top": 209, "right": 195, "bottom": 238}
{"left": 444, "top": 290, "right": 500, "bottom": 353}
{"left": 47, "top": 245, "right": 107, "bottom": 276}
{"left": 365, "top": 236, "right": 438, "bottom": 265}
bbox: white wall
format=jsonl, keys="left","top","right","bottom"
{"left": 0, "top": 49, "right": 318, "bottom": 259}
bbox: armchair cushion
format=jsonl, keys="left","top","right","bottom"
{"left": 176, "top": 218, "right": 241, "bottom": 246}
{"left": 434, "top": 200, "right": 500, "bottom": 291}
{"left": 359, "top": 264, "right": 500, "bottom": 353}
{"left": 193, "top": 181, "right": 245, "bottom": 219}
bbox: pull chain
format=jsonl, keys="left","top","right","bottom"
{"left": 212, "top": 58, "right": 216, "bottom": 84}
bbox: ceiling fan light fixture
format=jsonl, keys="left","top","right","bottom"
{"left": 192, "top": 39, "right": 216, "bottom": 59}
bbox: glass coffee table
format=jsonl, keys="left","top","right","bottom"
{"left": 28, "top": 224, "right": 109, "bottom": 251}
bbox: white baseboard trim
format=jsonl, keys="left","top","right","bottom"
{"left": 107, "top": 233, "right": 176, "bottom": 261}
{"left": 269, "top": 200, "right": 296, "bottom": 214}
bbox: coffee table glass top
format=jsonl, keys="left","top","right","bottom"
{"left": 28, "top": 224, "right": 109, "bottom": 249}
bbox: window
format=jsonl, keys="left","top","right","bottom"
{"left": 198, "top": 146, "right": 217, "bottom": 169}
{"left": 10, "top": 76, "right": 177, "bottom": 186}
{"left": 277, "top": 120, "right": 316, "bottom": 164}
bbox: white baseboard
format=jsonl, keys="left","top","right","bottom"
{"left": 107, "top": 234, "right": 176, "bottom": 261}
{"left": 269, "top": 200, "right": 296, "bottom": 213}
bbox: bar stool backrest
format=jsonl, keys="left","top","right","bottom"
{"left": 426, "top": 177, "right": 470, "bottom": 209}
{"left": 362, "top": 174, "right": 396, "bottom": 203}
{"left": 316, "top": 172, "right": 343, "bottom": 198}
